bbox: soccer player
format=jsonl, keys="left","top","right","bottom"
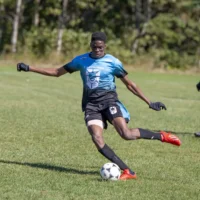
{"left": 17, "top": 32, "right": 181, "bottom": 180}
{"left": 194, "top": 81, "right": 200, "bottom": 137}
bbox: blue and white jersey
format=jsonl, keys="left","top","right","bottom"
{"left": 63, "top": 53, "right": 128, "bottom": 111}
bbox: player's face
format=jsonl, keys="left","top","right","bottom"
{"left": 90, "top": 41, "right": 106, "bottom": 58}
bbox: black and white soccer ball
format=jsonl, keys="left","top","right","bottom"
{"left": 100, "top": 163, "right": 121, "bottom": 181}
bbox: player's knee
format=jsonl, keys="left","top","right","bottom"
{"left": 91, "top": 134, "right": 103, "bottom": 145}
{"left": 119, "top": 129, "right": 137, "bottom": 140}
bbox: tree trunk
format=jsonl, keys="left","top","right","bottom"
{"left": 132, "top": 0, "right": 142, "bottom": 54}
{"left": 57, "top": 0, "right": 68, "bottom": 54}
{"left": 144, "top": 0, "right": 152, "bottom": 22}
{"left": 132, "top": 0, "right": 152, "bottom": 54}
{"left": 34, "top": 0, "right": 41, "bottom": 26}
{"left": 11, "top": 0, "right": 22, "bottom": 53}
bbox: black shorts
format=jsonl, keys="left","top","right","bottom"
{"left": 84, "top": 101, "right": 130, "bottom": 129}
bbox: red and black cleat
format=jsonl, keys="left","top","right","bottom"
{"left": 160, "top": 131, "right": 181, "bottom": 146}
{"left": 120, "top": 169, "right": 137, "bottom": 180}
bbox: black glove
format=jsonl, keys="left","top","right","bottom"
{"left": 17, "top": 63, "right": 29, "bottom": 72}
{"left": 196, "top": 82, "right": 200, "bottom": 91}
{"left": 149, "top": 102, "right": 167, "bottom": 111}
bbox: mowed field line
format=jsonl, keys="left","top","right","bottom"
{"left": 0, "top": 66, "right": 199, "bottom": 200}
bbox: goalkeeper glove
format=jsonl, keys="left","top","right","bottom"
{"left": 17, "top": 63, "right": 29, "bottom": 72}
{"left": 149, "top": 102, "right": 167, "bottom": 111}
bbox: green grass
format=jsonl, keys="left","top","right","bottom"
{"left": 0, "top": 65, "right": 199, "bottom": 200}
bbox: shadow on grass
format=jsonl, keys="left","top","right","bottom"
{"left": 0, "top": 160, "right": 99, "bottom": 175}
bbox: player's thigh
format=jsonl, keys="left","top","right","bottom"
{"left": 87, "top": 123, "right": 105, "bottom": 149}
{"left": 85, "top": 109, "right": 105, "bottom": 148}
{"left": 104, "top": 102, "right": 130, "bottom": 125}
{"left": 85, "top": 107, "right": 107, "bottom": 129}
{"left": 112, "top": 117, "right": 129, "bottom": 137}
{"left": 87, "top": 123, "right": 103, "bottom": 138}
{"left": 104, "top": 102, "right": 130, "bottom": 136}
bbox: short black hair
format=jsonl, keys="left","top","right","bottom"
{"left": 91, "top": 32, "right": 107, "bottom": 42}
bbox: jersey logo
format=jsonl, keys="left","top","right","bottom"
{"left": 109, "top": 106, "right": 117, "bottom": 115}
{"left": 86, "top": 68, "right": 100, "bottom": 89}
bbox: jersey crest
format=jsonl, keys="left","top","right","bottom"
{"left": 86, "top": 68, "right": 100, "bottom": 89}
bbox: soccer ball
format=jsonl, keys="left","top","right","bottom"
{"left": 100, "top": 163, "right": 121, "bottom": 181}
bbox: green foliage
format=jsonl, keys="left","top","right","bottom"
{"left": 135, "top": 12, "right": 200, "bottom": 68}
{"left": 22, "top": 28, "right": 134, "bottom": 62}
{"left": 22, "top": 27, "right": 57, "bottom": 57}
{"left": 106, "top": 38, "right": 134, "bottom": 64}
{"left": 61, "top": 29, "right": 90, "bottom": 57}
{"left": 158, "top": 50, "right": 195, "bottom": 69}
{"left": 0, "top": 0, "right": 200, "bottom": 69}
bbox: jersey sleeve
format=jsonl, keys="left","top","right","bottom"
{"left": 63, "top": 56, "right": 81, "bottom": 73}
{"left": 114, "top": 58, "right": 128, "bottom": 78}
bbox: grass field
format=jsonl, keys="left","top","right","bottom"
{"left": 0, "top": 65, "right": 199, "bottom": 200}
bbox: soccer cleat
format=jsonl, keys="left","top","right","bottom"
{"left": 160, "top": 131, "right": 181, "bottom": 146}
{"left": 119, "top": 169, "right": 137, "bottom": 180}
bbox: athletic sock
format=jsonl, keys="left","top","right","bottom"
{"left": 138, "top": 128, "right": 162, "bottom": 141}
{"left": 99, "top": 144, "right": 134, "bottom": 174}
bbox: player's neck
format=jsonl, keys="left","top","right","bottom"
{"left": 89, "top": 52, "right": 106, "bottom": 59}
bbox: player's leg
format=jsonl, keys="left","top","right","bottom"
{"left": 85, "top": 108, "right": 136, "bottom": 179}
{"left": 112, "top": 117, "right": 161, "bottom": 140}
{"left": 87, "top": 121, "right": 105, "bottom": 149}
{"left": 85, "top": 106, "right": 106, "bottom": 149}
{"left": 87, "top": 121, "right": 136, "bottom": 176}
{"left": 112, "top": 117, "right": 181, "bottom": 146}
{"left": 106, "top": 102, "right": 181, "bottom": 146}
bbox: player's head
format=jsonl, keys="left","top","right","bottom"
{"left": 90, "top": 32, "right": 106, "bottom": 58}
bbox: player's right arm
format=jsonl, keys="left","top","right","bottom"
{"left": 17, "top": 62, "right": 68, "bottom": 77}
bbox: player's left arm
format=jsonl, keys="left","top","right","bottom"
{"left": 120, "top": 75, "right": 167, "bottom": 111}
{"left": 120, "top": 75, "right": 150, "bottom": 105}
{"left": 114, "top": 58, "right": 166, "bottom": 111}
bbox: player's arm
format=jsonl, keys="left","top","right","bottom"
{"left": 17, "top": 62, "right": 68, "bottom": 77}
{"left": 120, "top": 75, "right": 150, "bottom": 105}
{"left": 120, "top": 75, "right": 167, "bottom": 111}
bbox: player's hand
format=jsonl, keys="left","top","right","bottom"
{"left": 17, "top": 63, "right": 29, "bottom": 72}
{"left": 149, "top": 102, "right": 167, "bottom": 111}
{"left": 196, "top": 81, "right": 200, "bottom": 91}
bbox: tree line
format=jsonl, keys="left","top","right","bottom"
{"left": 0, "top": 0, "right": 200, "bottom": 68}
